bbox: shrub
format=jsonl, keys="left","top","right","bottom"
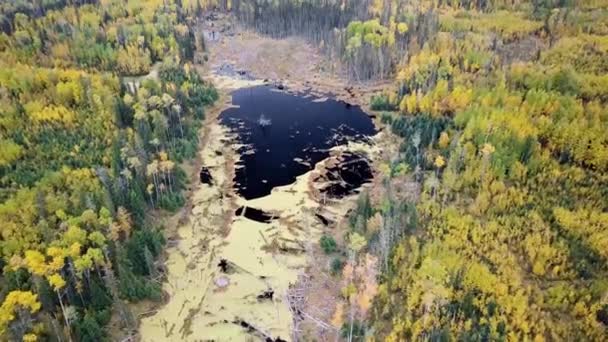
{"left": 74, "top": 312, "right": 105, "bottom": 342}
{"left": 319, "top": 235, "right": 337, "bottom": 254}
{"left": 331, "top": 258, "right": 344, "bottom": 275}
{"left": 159, "top": 192, "right": 185, "bottom": 212}
{"left": 370, "top": 94, "right": 397, "bottom": 111}
{"left": 550, "top": 68, "right": 580, "bottom": 95}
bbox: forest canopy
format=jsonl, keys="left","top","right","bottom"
{"left": 0, "top": 0, "right": 217, "bottom": 340}
{"left": 362, "top": 1, "right": 608, "bottom": 341}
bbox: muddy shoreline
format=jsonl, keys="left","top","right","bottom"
{"left": 136, "top": 13, "right": 395, "bottom": 342}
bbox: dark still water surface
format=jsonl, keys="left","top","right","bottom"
{"left": 219, "top": 85, "right": 376, "bottom": 200}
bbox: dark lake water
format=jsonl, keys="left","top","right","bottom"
{"left": 219, "top": 85, "right": 376, "bottom": 200}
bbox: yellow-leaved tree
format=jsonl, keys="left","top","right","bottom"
{"left": 0, "top": 291, "right": 41, "bottom": 341}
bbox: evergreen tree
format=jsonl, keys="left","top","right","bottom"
{"left": 74, "top": 312, "right": 104, "bottom": 342}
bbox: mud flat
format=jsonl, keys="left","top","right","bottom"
{"left": 138, "top": 80, "right": 382, "bottom": 341}
{"left": 139, "top": 86, "right": 379, "bottom": 341}
{"left": 140, "top": 14, "right": 385, "bottom": 342}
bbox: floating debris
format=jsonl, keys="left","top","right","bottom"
{"left": 257, "top": 289, "right": 274, "bottom": 301}
{"left": 200, "top": 167, "right": 213, "bottom": 185}
{"left": 345, "top": 86, "right": 355, "bottom": 97}
{"left": 314, "top": 213, "right": 332, "bottom": 226}
{"left": 235, "top": 206, "right": 277, "bottom": 223}
{"left": 217, "top": 259, "right": 232, "bottom": 273}
{"left": 232, "top": 319, "right": 287, "bottom": 342}
{"left": 258, "top": 114, "right": 272, "bottom": 127}
{"left": 219, "top": 85, "right": 375, "bottom": 199}
{"left": 318, "top": 152, "right": 373, "bottom": 199}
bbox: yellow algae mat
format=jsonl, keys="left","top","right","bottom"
{"left": 139, "top": 91, "right": 323, "bottom": 341}
{"left": 138, "top": 59, "right": 382, "bottom": 339}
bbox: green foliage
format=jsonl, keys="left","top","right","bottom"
{"left": 0, "top": 168, "right": 105, "bottom": 258}
{"left": 349, "top": 191, "right": 374, "bottom": 233}
{"left": 3, "top": 269, "right": 32, "bottom": 293}
{"left": 89, "top": 277, "right": 112, "bottom": 312}
{"left": 0, "top": 0, "right": 198, "bottom": 74}
{"left": 0, "top": 1, "right": 216, "bottom": 340}
{"left": 549, "top": 68, "right": 580, "bottom": 95}
{"left": 0, "top": 139, "right": 22, "bottom": 167}
{"left": 369, "top": 2, "right": 608, "bottom": 341}
{"left": 117, "top": 258, "right": 162, "bottom": 302}
{"left": 389, "top": 115, "right": 450, "bottom": 170}
{"left": 370, "top": 94, "right": 397, "bottom": 111}
{"left": 125, "top": 228, "right": 165, "bottom": 276}
{"left": 319, "top": 235, "right": 337, "bottom": 254}
{"left": 346, "top": 19, "right": 389, "bottom": 49}
{"left": 340, "top": 320, "right": 366, "bottom": 341}
{"left": 158, "top": 192, "right": 186, "bottom": 212}
{"left": 439, "top": 10, "right": 543, "bottom": 41}
{"left": 330, "top": 258, "right": 344, "bottom": 276}
{"left": 74, "top": 311, "right": 105, "bottom": 342}
{"left": 541, "top": 35, "right": 608, "bottom": 74}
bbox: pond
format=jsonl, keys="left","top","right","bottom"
{"left": 219, "top": 85, "right": 376, "bottom": 200}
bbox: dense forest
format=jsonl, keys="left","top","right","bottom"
{"left": 0, "top": 0, "right": 217, "bottom": 340}
{"left": 370, "top": 1, "right": 608, "bottom": 340}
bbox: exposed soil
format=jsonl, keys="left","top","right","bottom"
{"left": 198, "top": 12, "right": 390, "bottom": 109}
